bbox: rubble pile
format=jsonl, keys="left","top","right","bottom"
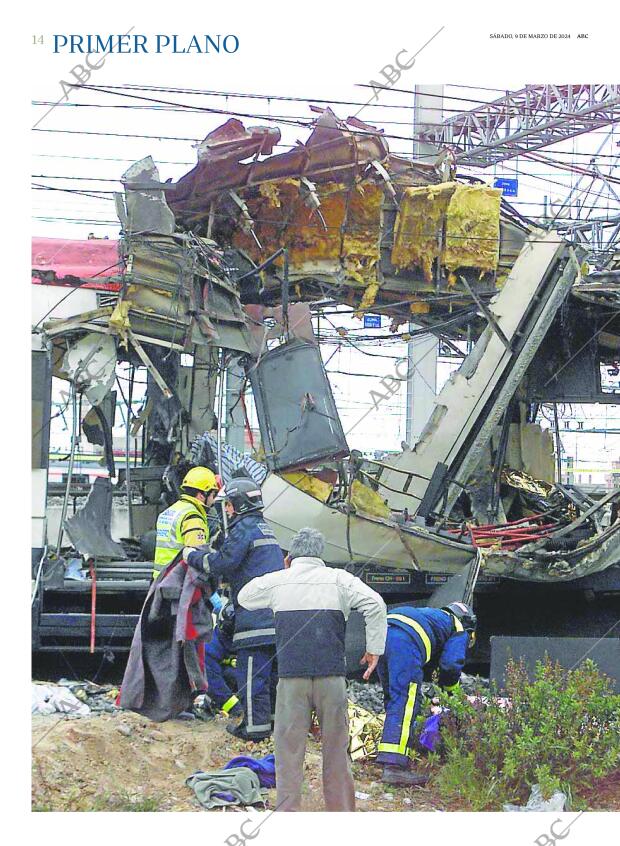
{"left": 32, "top": 679, "right": 121, "bottom": 717}
{"left": 58, "top": 679, "right": 121, "bottom": 714}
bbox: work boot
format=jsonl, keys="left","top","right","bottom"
{"left": 382, "top": 765, "right": 429, "bottom": 787}
{"left": 226, "top": 722, "right": 271, "bottom": 742}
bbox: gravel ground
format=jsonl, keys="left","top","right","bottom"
{"left": 347, "top": 681, "right": 384, "bottom": 713}
{"left": 347, "top": 673, "right": 490, "bottom": 714}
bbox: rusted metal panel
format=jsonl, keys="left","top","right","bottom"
{"left": 168, "top": 110, "right": 392, "bottom": 219}
{"left": 167, "top": 111, "right": 531, "bottom": 330}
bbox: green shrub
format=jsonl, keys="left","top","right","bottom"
{"left": 432, "top": 657, "right": 620, "bottom": 810}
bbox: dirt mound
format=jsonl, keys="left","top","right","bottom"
{"left": 31, "top": 711, "right": 445, "bottom": 812}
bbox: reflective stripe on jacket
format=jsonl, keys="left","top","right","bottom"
{"left": 153, "top": 495, "right": 208, "bottom": 579}
{"left": 199, "top": 513, "right": 285, "bottom": 649}
{"left": 386, "top": 605, "right": 468, "bottom": 688}
{"left": 237, "top": 556, "right": 387, "bottom": 677}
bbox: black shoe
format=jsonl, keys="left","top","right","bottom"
{"left": 382, "top": 765, "right": 429, "bottom": 786}
{"left": 245, "top": 733, "right": 271, "bottom": 743}
{"left": 226, "top": 722, "right": 271, "bottom": 742}
{"left": 175, "top": 710, "right": 196, "bottom": 721}
{"left": 226, "top": 720, "right": 245, "bottom": 738}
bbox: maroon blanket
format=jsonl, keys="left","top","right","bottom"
{"left": 120, "top": 559, "right": 213, "bottom": 721}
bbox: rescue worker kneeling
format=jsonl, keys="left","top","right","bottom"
{"left": 153, "top": 466, "right": 220, "bottom": 581}
{"left": 377, "top": 601, "right": 477, "bottom": 786}
{"left": 203, "top": 601, "right": 243, "bottom": 719}
{"left": 184, "top": 478, "right": 284, "bottom": 741}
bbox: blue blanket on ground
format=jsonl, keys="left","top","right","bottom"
{"left": 223, "top": 753, "right": 276, "bottom": 788}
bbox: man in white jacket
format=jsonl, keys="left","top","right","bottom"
{"left": 237, "top": 527, "right": 387, "bottom": 812}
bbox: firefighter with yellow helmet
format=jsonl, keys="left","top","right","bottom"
{"left": 152, "top": 466, "right": 220, "bottom": 580}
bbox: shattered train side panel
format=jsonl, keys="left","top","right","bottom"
{"left": 484, "top": 523, "right": 620, "bottom": 582}
{"left": 261, "top": 474, "right": 475, "bottom": 571}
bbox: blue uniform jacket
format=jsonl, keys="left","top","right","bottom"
{"left": 188, "top": 513, "right": 284, "bottom": 649}
{"left": 387, "top": 605, "right": 469, "bottom": 689}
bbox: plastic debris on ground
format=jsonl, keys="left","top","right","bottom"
{"left": 31, "top": 679, "right": 121, "bottom": 716}
{"left": 59, "top": 679, "right": 121, "bottom": 713}
{"left": 503, "top": 783, "right": 568, "bottom": 812}
{"left": 418, "top": 712, "right": 443, "bottom": 752}
{"left": 347, "top": 700, "right": 385, "bottom": 761}
{"left": 32, "top": 684, "right": 90, "bottom": 717}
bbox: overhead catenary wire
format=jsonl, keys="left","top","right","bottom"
{"left": 37, "top": 98, "right": 620, "bottom": 134}
{"left": 45, "top": 81, "right": 620, "bottom": 122}
{"left": 32, "top": 84, "right": 620, "bottom": 148}
{"left": 31, "top": 125, "right": 620, "bottom": 162}
{"left": 65, "top": 82, "right": 502, "bottom": 111}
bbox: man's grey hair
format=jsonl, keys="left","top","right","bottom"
{"left": 288, "top": 527, "right": 325, "bottom": 560}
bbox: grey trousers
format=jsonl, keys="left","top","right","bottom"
{"left": 274, "top": 676, "right": 355, "bottom": 812}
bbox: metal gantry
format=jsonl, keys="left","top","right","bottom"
{"left": 420, "top": 84, "right": 620, "bottom": 167}
{"left": 556, "top": 215, "right": 620, "bottom": 269}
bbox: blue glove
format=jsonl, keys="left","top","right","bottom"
{"left": 210, "top": 591, "right": 223, "bottom": 612}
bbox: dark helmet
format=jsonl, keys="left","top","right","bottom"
{"left": 216, "top": 477, "right": 264, "bottom": 516}
{"left": 443, "top": 601, "right": 477, "bottom": 633}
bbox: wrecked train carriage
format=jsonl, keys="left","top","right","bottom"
{"left": 253, "top": 234, "right": 619, "bottom": 585}
{"left": 31, "top": 223, "right": 257, "bottom": 652}
{"left": 166, "top": 113, "right": 620, "bottom": 586}
{"left": 31, "top": 114, "right": 620, "bottom": 656}
{"left": 167, "top": 112, "right": 530, "bottom": 332}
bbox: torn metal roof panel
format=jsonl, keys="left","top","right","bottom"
{"left": 166, "top": 111, "right": 532, "bottom": 331}
{"left": 168, "top": 110, "right": 393, "bottom": 220}
{"left": 194, "top": 117, "right": 280, "bottom": 163}
{"left": 120, "top": 156, "right": 176, "bottom": 236}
